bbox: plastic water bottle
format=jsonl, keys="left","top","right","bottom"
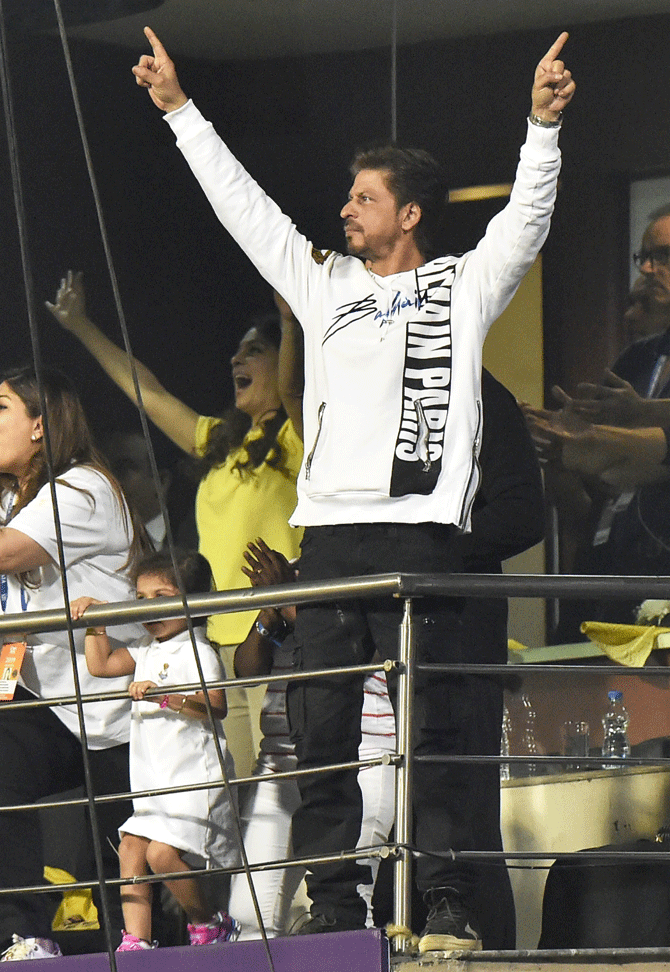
{"left": 601, "top": 690, "right": 630, "bottom": 766}
{"left": 500, "top": 705, "right": 511, "bottom": 781}
{"left": 520, "top": 693, "right": 539, "bottom": 776}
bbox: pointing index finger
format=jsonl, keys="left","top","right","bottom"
{"left": 143, "top": 25, "right": 167, "bottom": 58}
{"left": 540, "top": 31, "right": 569, "bottom": 66}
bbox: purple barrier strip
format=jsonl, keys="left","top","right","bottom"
{"left": 46, "top": 929, "right": 389, "bottom": 972}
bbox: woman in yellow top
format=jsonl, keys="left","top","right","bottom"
{"left": 46, "top": 271, "right": 304, "bottom": 778}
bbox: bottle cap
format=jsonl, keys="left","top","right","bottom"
{"left": 608, "top": 690, "right": 623, "bottom": 701}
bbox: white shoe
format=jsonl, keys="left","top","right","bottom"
{"left": 0, "top": 936, "right": 62, "bottom": 961}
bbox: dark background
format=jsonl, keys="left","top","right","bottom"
{"left": 1, "top": 12, "right": 669, "bottom": 456}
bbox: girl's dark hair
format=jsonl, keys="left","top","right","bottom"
{"left": 131, "top": 548, "right": 212, "bottom": 594}
{"left": 198, "top": 313, "right": 289, "bottom": 478}
{"left": 0, "top": 364, "right": 148, "bottom": 573}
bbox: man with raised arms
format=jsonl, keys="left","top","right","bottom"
{"left": 133, "top": 30, "right": 574, "bottom": 953}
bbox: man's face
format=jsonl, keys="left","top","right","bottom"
{"left": 638, "top": 215, "right": 670, "bottom": 306}
{"left": 623, "top": 275, "right": 670, "bottom": 341}
{"left": 340, "top": 168, "right": 406, "bottom": 264}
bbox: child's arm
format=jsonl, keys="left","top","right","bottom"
{"left": 71, "top": 596, "right": 135, "bottom": 678}
{"left": 142, "top": 683, "right": 228, "bottom": 720}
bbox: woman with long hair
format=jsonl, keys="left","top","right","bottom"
{"left": 0, "top": 365, "right": 148, "bottom": 961}
{"left": 46, "top": 272, "right": 304, "bottom": 779}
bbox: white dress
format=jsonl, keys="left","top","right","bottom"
{"left": 119, "top": 628, "right": 238, "bottom": 869}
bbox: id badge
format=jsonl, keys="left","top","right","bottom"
{"left": 0, "top": 641, "right": 26, "bottom": 700}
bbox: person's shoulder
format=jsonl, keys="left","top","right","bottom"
{"left": 311, "top": 246, "right": 344, "bottom": 269}
{"left": 128, "top": 634, "right": 151, "bottom": 654}
{"left": 194, "top": 415, "right": 220, "bottom": 456}
{"left": 422, "top": 253, "right": 466, "bottom": 280}
{"left": 57, "top": 465, "right": 118, "bottom": 499}
{"left": 278, "top": 417, "right": 303, "bottom": 449}
{"left": 614, "top": 331, "right": 667, "bottom": 370}
{"left": 481, "top": 368, "right": 517, "bottom": 409}
{"left": 181, "top": 630, "right": 224, "bottom": 670}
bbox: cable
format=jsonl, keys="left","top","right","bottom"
{"left": 0, "top": 2, "right": 275, "bottom": 966}
{"left": 0, "top": 5, "right": 120, "bottom": 968}
{"left": 48, "top": 5, "right": 276, "bottom": 967}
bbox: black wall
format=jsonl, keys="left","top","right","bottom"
{"left": 1, "top": 13, "right": 669, "bottom": 445}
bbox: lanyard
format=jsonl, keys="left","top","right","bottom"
{"left": 647, "top": 354, "right": 670, "bottom": 398}
{"left": 1, "top": 493, "right": 28, "bottom": 614}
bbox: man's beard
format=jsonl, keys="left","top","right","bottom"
{"left": 344, "top": 232, "right": 370, "bottom": 261}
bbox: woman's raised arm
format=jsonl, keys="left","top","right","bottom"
{"left": 46, "top": 271, "right": 200, "bottom": 455}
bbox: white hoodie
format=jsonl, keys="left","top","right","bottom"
{"left": 166, "top": 102, "right": 560, "bottom": 530}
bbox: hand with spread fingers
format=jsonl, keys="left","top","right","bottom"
{"left": 242, "top": 538, "right": 295, "bottom": 589}
{"left": 524, "top": 393, "right": 670, "bottom": 488}
{"left": 570, "top": 370, "right": 657, "bottom": 427}
{"left": 45, "top": 270, "right": 89, "bottom": 335}
{"left": 132, "top": 26, "right": 188, "bottom": 113}
{"left": 522, "top": 386, "right": 589, "bottom": 465}
{"left": 531, "top": 31, "right": 576, "bottom": 122}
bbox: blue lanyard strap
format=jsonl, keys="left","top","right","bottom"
{"left": 1, "top": 493, "right": 28, "bottom": 614}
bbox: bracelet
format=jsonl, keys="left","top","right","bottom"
{"left": 255, "top": 618, "right": 284, "bottom": 647}
{"left": 86, "top": 627, "right": 106, "bottom": 637}
{"left": 159, "top": 695, "right": 170, "bottom": 709}
{"left": 529, "top": 111, "right": 562, "bottom": 129}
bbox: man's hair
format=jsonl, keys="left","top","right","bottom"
{"left": 648, "top": 202, "right": 670, "bottom": 224}
{"left": 349, "top": 145, "right": 450, "bottom": 259}
{"left": 131, "top": 548, "right": 212, "bottom": 596}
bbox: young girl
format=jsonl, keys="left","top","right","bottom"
{"left": 71, "top": 549, "right": 240, "bottom": 952}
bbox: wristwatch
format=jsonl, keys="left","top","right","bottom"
{"left": 529, "top": 111, "right": 562, "bottom": 129}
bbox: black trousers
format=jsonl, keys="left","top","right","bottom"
{"left": 0, "top": 686, "right": 131, "bottom": 945}
{"left": 287, "top": 523, "right": 508, "bottom": 929}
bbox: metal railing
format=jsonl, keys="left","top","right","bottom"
{"left": 3, "top": 570, "right": 670, "bottom": 968}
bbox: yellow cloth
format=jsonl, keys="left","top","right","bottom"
{"left": 580, "top": 621, "right": 670, "bottom": 668}
{"left": 44, "top": 867, "right": 99, "bottom": 931}
{"left": 508, "top": 638, "right": 528, "bottom": 653}
{"left": 195, "top": 416, "right": 303, "bottom": 646}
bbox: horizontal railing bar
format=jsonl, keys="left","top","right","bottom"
{"left": 0, "top": 659, "right": 402, "bottom": 713}
{"left": 0, "top": 573, "right": 404, "bottom": 635}
{"left": 13, "top": 841, "right": 670, "bottom": 899}
{"left": 7, "top": 656, "right": 669, "bottom": 716}
{"left": 418, "top": 753, "right": 670, "bottom": 766}
{"left": 7, "top": 659, "right": 668, "bottom": 717}
{"left": 398, "top": 572, "right": 670, "bottom": 599}
{"left": 0, "top": 846, "right": 393, "bottom": 897}
{"left": 3, "top": 755, "right": 401, "bottom": 814}
{"left": 463, "top": 947, "right": 670, "bottom": 961}
{"left": 419, "top": 662, "right": 670, "bottom": 675}
{"left": 419, "top": 848, "right": 670, "bottom": 862}
{"left": 24, "top": 754, "right": 670, "bottom": 816}
{"left": 2, "top": 570, "right": 670, "bottom": 635}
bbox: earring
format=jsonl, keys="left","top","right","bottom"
{"left": 31, "top": 434, "right": 41, "bottom": 442}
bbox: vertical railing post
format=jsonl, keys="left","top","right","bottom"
{"left": 392, "top": 596, "right": 416, "bottom": 951}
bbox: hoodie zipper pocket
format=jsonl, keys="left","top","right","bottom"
{"left": 304, "top": 402, "right": 326, "bottom": 481}
{"left": 459, "top": 399, "right": 482, "bottom": 526}
{"left": 414, "top": 399, "right": 432, "bottom": 472}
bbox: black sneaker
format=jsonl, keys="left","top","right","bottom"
{"left": 291, "top": 913, "right": 362, "bottom": 935}
{"left": 418, "top": 887, "right": 482, "bottom": 955}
